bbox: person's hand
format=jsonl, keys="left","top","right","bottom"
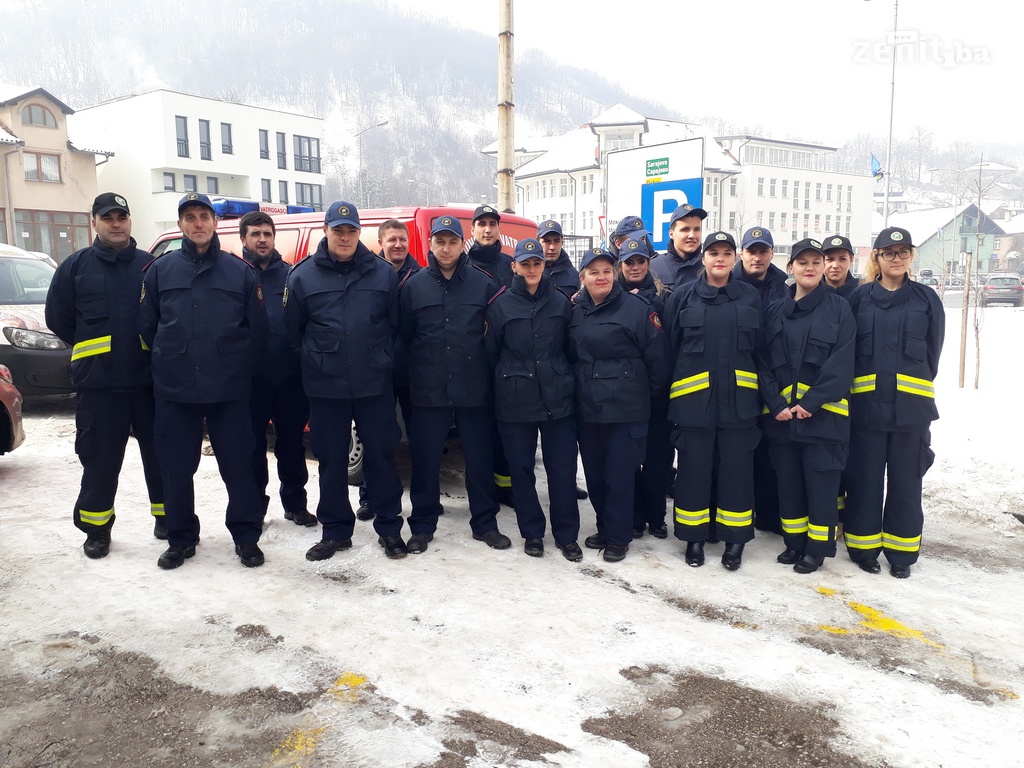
{"left": 792, "top": 404, "right": 813, "bottom": 419}
{"left": 775, "top": 408, "right": 793, "bottom": 422}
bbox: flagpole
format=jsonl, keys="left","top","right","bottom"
{"left": 882, "top": 0, "right": 899, "bottom": 227}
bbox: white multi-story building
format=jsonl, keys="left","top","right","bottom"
{"left": 71, "top": 90, "right": 326, "bottom": 247}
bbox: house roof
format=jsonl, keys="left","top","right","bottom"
{"left": 0, "top": 124, "right": 22, "bottom": 146}
{"left": 716, "top": 134, "right": 839, "bottom": 152}
{"left": 887, "top": 203, "right": 1005, "bottom": 246}
{"left": 589, "top": 103, "right": 647, "bottom": 128}
{"left": 67, "top": 139, "right": 114, "bottom": 157}
{"left": 515, "top": 126, "right": 599, "bottom": 177}
{"left": 0, "top": 83, "right": 75, "bottom": 114}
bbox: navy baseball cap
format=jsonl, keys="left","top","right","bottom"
{"left": 537, "top": 219, "right": 563, "bottom": 238}
{"left": 430, "top": 215, "right": 463, "bottom": 239}
{"left": 513, "top": 238, "right": 544, "bottom": 262}
{"left": 823, "top": 235, "right": 854, "bottom": 254}
{"left": 741, "top": 227, "right": 774, "bottom": 250}
{"left": 473, "top": 204, "right": 501, "bottom": 223}
{"left": 790, "top": 238, "right": 825, "bottom": 263}
{"left": 177, "top": 192, "right": 215, "bottom": 216}
{"left": 669, "top": 204, "right": 708, "bottom": 225}
{"left": 325, "top": 201, "right": 361, "bottom": 229}
{"left": 703, "top": 231, "right": 737, "bottom": 251}
{"left": 612, "top": 215, "right": 647, "bottom": 238}
{"left": 873, "top": 227, "right": 913, "bottom": 249}
{"left": 618, "top": 238, "right": 651, "bottom": 262}
{"left": 92, "top": 192, "right": 130, "bottom": 216}
{"left": 579, "top": 247, "right": 616, "bottom": 269}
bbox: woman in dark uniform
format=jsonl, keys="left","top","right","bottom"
{"left": 844, "top": 227, "right": 944, "bottom": 578}
{"left": 568, "top": 247, "right": 668, "bottom": 562}
{"left": 758, "top": 239, "right": 855, "bottom": 574}
{"left": 617, "top": 239, "right": 673, "bottom": 541}
{"left": 485, "top": 239, "right": 581, "bottom": 561}
{"left": 663, "top": 231, "right": 762, "bottom": 571}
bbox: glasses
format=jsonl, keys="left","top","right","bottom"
{"left": 879, "top": 248, "right": 912, "bottom": 261}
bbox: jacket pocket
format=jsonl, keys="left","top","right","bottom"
{"left": 904, "top": 311, "right": 928, "bottom": 363}
{"left": 677, "top": 307, "right": 705, "bottom": 354}
{"left": 855, "top": 312, "right": 873, "bottom": 358}
{"left": 736, "top": 305, "right": 760, "bottom": 351}
{"left": 805, "top": 322, "right": 838, "bottom": 366}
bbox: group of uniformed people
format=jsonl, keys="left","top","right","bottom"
{"left": 46, "top": 192, "right": 943, "bottom": 578}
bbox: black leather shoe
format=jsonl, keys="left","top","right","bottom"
{"left": 890, "top": 564, "right": 911, "bottom": 579}
{"left": 721, "top": 542, "right": 745, "bottom": 571}
{"left": 378, "top": 535, "right": 408, "bottom": 559}
{"left": 355, "top": 503, "right": 375, "bottom": 521}
{"left": 305, "top": 538, "right": 352, "bottom": 561}
{"left": 406, "top": 533, "right": 433, "bottom": 554}
{"left": 158, "top": 544, "right": 195, "bottom": 570}
{"left": 632, "top": 526, "right": 646, "bottom": 539}
{"left": 777, "top": 548, "right": 802, "bottom": 565}
{"left": 83, "top": 528, "right": 111, "bottom": 559}
{"left": 153, "top": 518, "right": 168, "bottom": 540}
{"left": 584, "top": 533, "right": 606, "bottom": 550}
{"left": 473, "top": 529, "right": 512, "bottom": 549}
{"left": 603, "top": 544, "right": 628, "bottom": 562}
{"left": 496, "top": 486, "right": 515, "bottom": 509}
{"left": 559, "top": 541, "right": 583, "bottom": 562}
{"left": 858, "top": 558, "right": 882, "bottom": 574}
{"left": 575, "top": 485, "right": 589, "bottom": 500}
{"left": 794, "top": 554, "right": 824, "bottom": 574}
{"left": 685, "top": 541, "right": 705, "bottom": 567}
{"left": 235, "top": 542, "right": 265, "bottom": 568}
{"left": 648, "top": 522, "right": 668, "bottom": 539}
{"left": 285, "top": 509, "right": 318, "bottom": 527}
{"left": 524, "top": 538, "right": 544, "bottom": 557}
{"left": 707, "top": 535, "right": 720, "bottom": 544}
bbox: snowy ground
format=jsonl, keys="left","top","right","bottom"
{"left": 1, "top": 306, "right": 1023, "bottom": 768}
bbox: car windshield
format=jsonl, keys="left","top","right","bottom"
{"left": 988, "top": 277, "right": 1019, "bottom": 286}
{"left": 0, "top": 257, "right": 55, "bottom": 304}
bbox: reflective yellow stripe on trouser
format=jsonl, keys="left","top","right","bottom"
{"left": 493, "top": 473, "right": 511, "bottom": 488}
{"left": 71, "top": 335, "right": 112, "bottom": 361}
{"left": 780, "top": 383, "right": 849, "bottom": 417}
{"left": 670, "top": 371, "right": 709, "bottom": 399}
{"left": 675, "top": 507, "right": 710, "bottom": 527}
{"left": 837, "top": 495, "right": 846, "bottom": 511}
{"left": 80, "top": 507, "right": 114, "bottom": 526}
{"left": 882, "top": 531, "right": 921, "bottom": 552}
{"left": 808, "top": 522, "right": 834, "bottom": 543}
{"left": 844, "top": 531, "right": 882, "bottom": 550}
{"left": 896, "top": 374, "right": 935, "bottom": 399}
{"left": 716, "top": 507, "right": 752, "bottom": 528}
{"left": 781, "top": 515, "right": 808, "bottom": 535}
{"left": 151, "top": 503, "right": 165, "bottom": 518}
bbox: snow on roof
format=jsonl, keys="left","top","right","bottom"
{"left": 67, "top": 139, "right": 114, "bottom": 157}
{"left": 0, "top": 124, "right": 22, "bottom": 146}
{"left": 589, "top": 102, "right": 646, "bottom": 127}
{"left": 0, "top": 82, "right": 74, "bottom": 113}
{"left": 514, "top": 126, "right": 599, "bottom": 177}
{"left": 998, "top": 213, "right": 1024, "bottom": 235}
{"left": 888, "top": 206, "right": 958, "bottom": 245}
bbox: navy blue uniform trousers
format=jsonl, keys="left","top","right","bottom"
{"left": 358, "top": 384, "right": 412, "bottom": 506}
{"left": 753, "top": 434, "right": 782, "bottom": 534}
{"left": 308, "top": 393, "right": 403, "bottom": 541}
{"left": 409, "top": 405, "right": 499, "bottom": 536}
{"left": 250, "top": 373, "right": 309, "bottom": 517}
{"left": 154, "top": 398, "right": 262, "bottom": 548}
{"left": 498, "top": 417, "right": 580, "bottom": 546}
{"left": 579, "top": 421, "right": 646, "bottom": 547}
{"left": 73, "top": 388, "right": 164, "bottom": 532}
{"left": 634, "top": 397, "right": 672, "bottom": 530}
{"left": 770, "top": 441, "right": 842, "bottom": 558}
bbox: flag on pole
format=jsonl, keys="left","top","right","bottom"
{"left": 870, "top": 154, "right": 884, "bottom": 181}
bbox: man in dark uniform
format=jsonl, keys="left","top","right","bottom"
{"left": 240, "top": 211, "right": 316, "bottom": 528}
{"left": 45, "top": 192, "right": 164, "bottom": 558}
{"left": 355, "top": 219, "right": 420, "bottom": 522}
{"left": 140, "top": 193, "right": 269, "bottom": 569}
{"left": 823, "top": 235, "right": 858, "bottom": 301}
{"left": 284, "top": 202, "right": 407, "bottom": 560}
{"left": 608, "top": 215, "right": 649, "bottom": 258}
{"left": 400, "top": 216, "right": 511, "bottom": 554}
{"left": 649, "top": 204, "right": 707, "bottom": 290}
{"left": 537, "top": 219, "right": 580, "bottom": 297}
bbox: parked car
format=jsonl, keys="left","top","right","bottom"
{"left": 918, "top": 276, "right": 940, "bottom": 291}
{"left": 0, "top": 244, "right": 73, "bottom": 396}
{"left": 0, "top": 363, "right": 26, "bottom": 454}
{"left": 979, "top": 273, "right": 1024, "bottom": 308}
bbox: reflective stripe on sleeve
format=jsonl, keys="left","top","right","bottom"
{"left": 735, "top": 370, "right": 758, "bottom": 390}
{"left": 670, "top": 371, "right": 710, "bottom": 399}
{"left": 71, "top": 336, "right": 112, "bottom": 361}
{"left": 674, "top": 507, "right": 710, "bottom": 526}
{"left": 140, "top": 335, "right": 150, "bottom": 351}
{"left": 780, "top": 382, "right": 848, "bottom": 416}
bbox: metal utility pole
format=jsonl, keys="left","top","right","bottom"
{"left": 882, "top": 0, "right": 899, "bottom": 227}
{"left": 497, "top": 0, "right": 515, "bottom": 213}
{"left": 958, "top": 154, "right": 984, "bottom": 389}
{"left": 356, "top": 120, "right": 388, "bottom": 209}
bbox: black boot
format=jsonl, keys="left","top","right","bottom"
{"left": 776, "top": 548, "right": 802, "bottom": 565}
{"left": 685, "top": 541, "right": 705, "bottom": 567}
{"left": 721, "top": 542, "right": 745, "bottom": 571}
{"left": 794, "top": 554, "right": 824, "bottom": 574}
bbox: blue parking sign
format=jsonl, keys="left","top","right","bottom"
{"left": 641, "top": 179, "right": 704, "bottom": 250}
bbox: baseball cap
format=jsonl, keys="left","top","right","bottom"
{"left": 579, "top": 247, "right": 616, "bottom": 270}
{"left": 789, "top": 238, "right": 825, "bottom": 263}
{"left": 873, "top": 227, "right": 914, "bottom": 250}
{"left": 177, "top": 192, "right": 215, "bottom": 216}
{"left": 823, "top": 235, "right": 854, "bottom": 254}
{"left": 669, "top": 204, "right": 708, "bottom": 226}
{"left": 430, "top": 215, "right": 464, "bottom": 239}
{"left": 618, "top": 238, "right": 651, "bottom": 262}
{"left": 537, "top": 219, "right": 563, "bottom": 238}
{"left": 513, "top": 238, "right": 544, "bottom": 262}
{"left": 612, "top": 215, "right": 647, "bottom": 238}
{"left": 703, "top": 231, "right": 737, "bottom": 251}
{"left": 92, "top": 192, "right": 130, "bottom": 216}
{"left": 473, "top": 204, "right": 501, "bottom": 223}
{"left": 324, "top": 201, "right": 361, "bottom": 229}
{"left": 741, "top": 227, "right": 774, "bottom": 250}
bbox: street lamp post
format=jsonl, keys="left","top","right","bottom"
{"left": 356, "top": 120, "right": 389, "bottom": 209}
{"left": 406, "top": 178, "right": 444, "bottom": 205}
{"left": 881, "top": 0, "right": 899, "bottom": 227}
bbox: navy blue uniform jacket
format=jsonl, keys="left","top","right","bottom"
{"left": 732, "top": 261, "right": 790, "bottom": 308}
{"left": 246, "top": 248, "right": 300, "bottom": 386}
{"left": 45, "top": 236, "right": 151, "bottom": 390}
{"left": 139, "top": 233, "right": 268, "bottom": 403}
{"left": 567, "top": 282, "right": 669, "bottom": 423}
{"left": 545, "top": 250, "right": 580, "bottom": 297}
{"left": 399, "top": 252, "right": 500, "bottom": 408}
{"left": 758, "top": 283, "right": 856, "bottom": 444}
{"left": 664, "top": 275, "right": 763, "bottom": 429}
{"left": 283, "top": 239, "right": 399, "bottom": 400}
{"left": 467, "top": 241, "right": 514, "bottom": 287}
{"left": 649, "top": 241, "right": 703, "bottom": 290}
{"left": 484, "top": 274, "right": 574, "bottom": 423}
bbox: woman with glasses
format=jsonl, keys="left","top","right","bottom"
{"left": 844, "top": 227, "right": 945, "bottom": 578}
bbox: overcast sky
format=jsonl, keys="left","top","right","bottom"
{"left": 388, "top": 0, "right": 1017, "bottom": 149}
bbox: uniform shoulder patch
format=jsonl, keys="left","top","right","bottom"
{"left": 649, "top": 311, "right": 662, "bottom": 330}
{"left": 282, "top": 285, "right": 289, "bottom": 307}
{"left": 256, "top": 284, "right": 264, "bottom": 305}
{"left": 139, "top": 283, "right": 146, "bottom": 303}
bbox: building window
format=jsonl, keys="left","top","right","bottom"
{"left": 199, "top": 119, "right": 212, "bottom": 160}
{"left": 768, "top": 212, "right": 776, "bottom": 230}
{"left": 14, "top": 210, "right": 90, "bottom": 262}
{"left": 605, "top": 132, "right": 635, "bottom": 151}
{"left": 221, "top": 123, "right": 233, "bottom": 154}
{"left": 804, "top": 185, "right": 811, "bottom": 210}
{"left": 826, "top": 184, "right": 833, "bottom": 202}
{"left": 825, "top": 215, "right": 831, "bottom": 231}
{"left": 559, "top": 178, "right": 568, "bottom": 197}
{"left": 816, "top": 183, "right": 822, "bottom": 202}
{"left": 780, "top": 212, "right": 788, "bottom": 230}
{"left": 541, "top": 180, "right": 548, "bottom": 199}
{"left": 21, "top": 104, "right": 57, "bottom": 128}
{"left": 757, "top": 177, "right": 764, "bottom": 196}
{"left": 296, "top": 183, "right": 322, "bottom": 211}
{"left": 0, "top": 210, "right": 6, "bottom": 244}
{"left": 207, "top": 177, "right": 219, "bottom": 194}
{"left": 259, "top": 129, "right": 269, "bottom": 160}
{"left": 847, "top": 186, "right": 854, "bottom": 212}
{"left": 846, "top": 216, "right": 852, "bottom": 237}
{"left": 261, "top": 179, "right": 272, "bottom": 202}
{"left": 769, "top": 178, "right": 777, "bottom": 197}
{"left": 728, "top": 212, "right": 736, "bottom": 230}
{"left": 163, "top": 172, "right": 175, "bottom": 191}
{"left": 183, "top": 174, "right": 197, "bottom": 193}
{"left": 730, "top": 178, "right": 737, "bottom": 197}
{"left": 756, "top": 211, "right": 764, "bottom": 226}
{"left": 175, "top": 116, "right": 189, "bottom": 157}
{"left": 792, "top": 181, "right": 800, "bottom": 209}
{"left": 277, "top": 132, "right": 287, "bottom": 169}
{"left": 803, "top": 213, "right": 810, "bottom": 236}
{"left": 23, "top": 152, "right": 61, "bottom": 182}
{"left": 293, "top": 135, "right": 321, "bottom": 173}
{"left": 279, "top": 180, "right": 288, "bottom": 204}
{"left": 814, "top": 214, "right": 821, "bottom": 232}
{"left": 781, "top": 180, "right": 789, "bottom": 198}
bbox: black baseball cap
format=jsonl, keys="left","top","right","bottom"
{"left": 702, "top": 231, "right": 737, "bottom": 250}
{"left": 473, "top": 204, "right": 501, "bottom": 223}
{"left": 177, "top": 192, "right": 215, "bottom": 216}
{"left": 823, "top": 235, "right": 853, "bottom": 254}
{"left": 92, "top": 192, "right": 130, "bottom": 216}
{"left": 873, "top": 227, "right": 913, "bottom": 249}
{"left": 789, "top": 238, "right": 825, "bottom": 263}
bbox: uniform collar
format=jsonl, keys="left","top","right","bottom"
{"left": 92, "top": 235, "right": 138, "bottom": 262}
{"left": 695, "top": 272, "right": 741, "bottom": 301}
{"left": 182, "top": 232, "right": 221, "bottom": 262}
{"left": 867, "top": 275, "right": 912, "bottom": 307}
{"left": 577, "top": 280, "right": 623, "bottom": 313}
{"left": 510, "top": 272, "right": 549, "bottom": 300}
{"left": 785, "top": 281, "right": 828, "bottom": 317}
